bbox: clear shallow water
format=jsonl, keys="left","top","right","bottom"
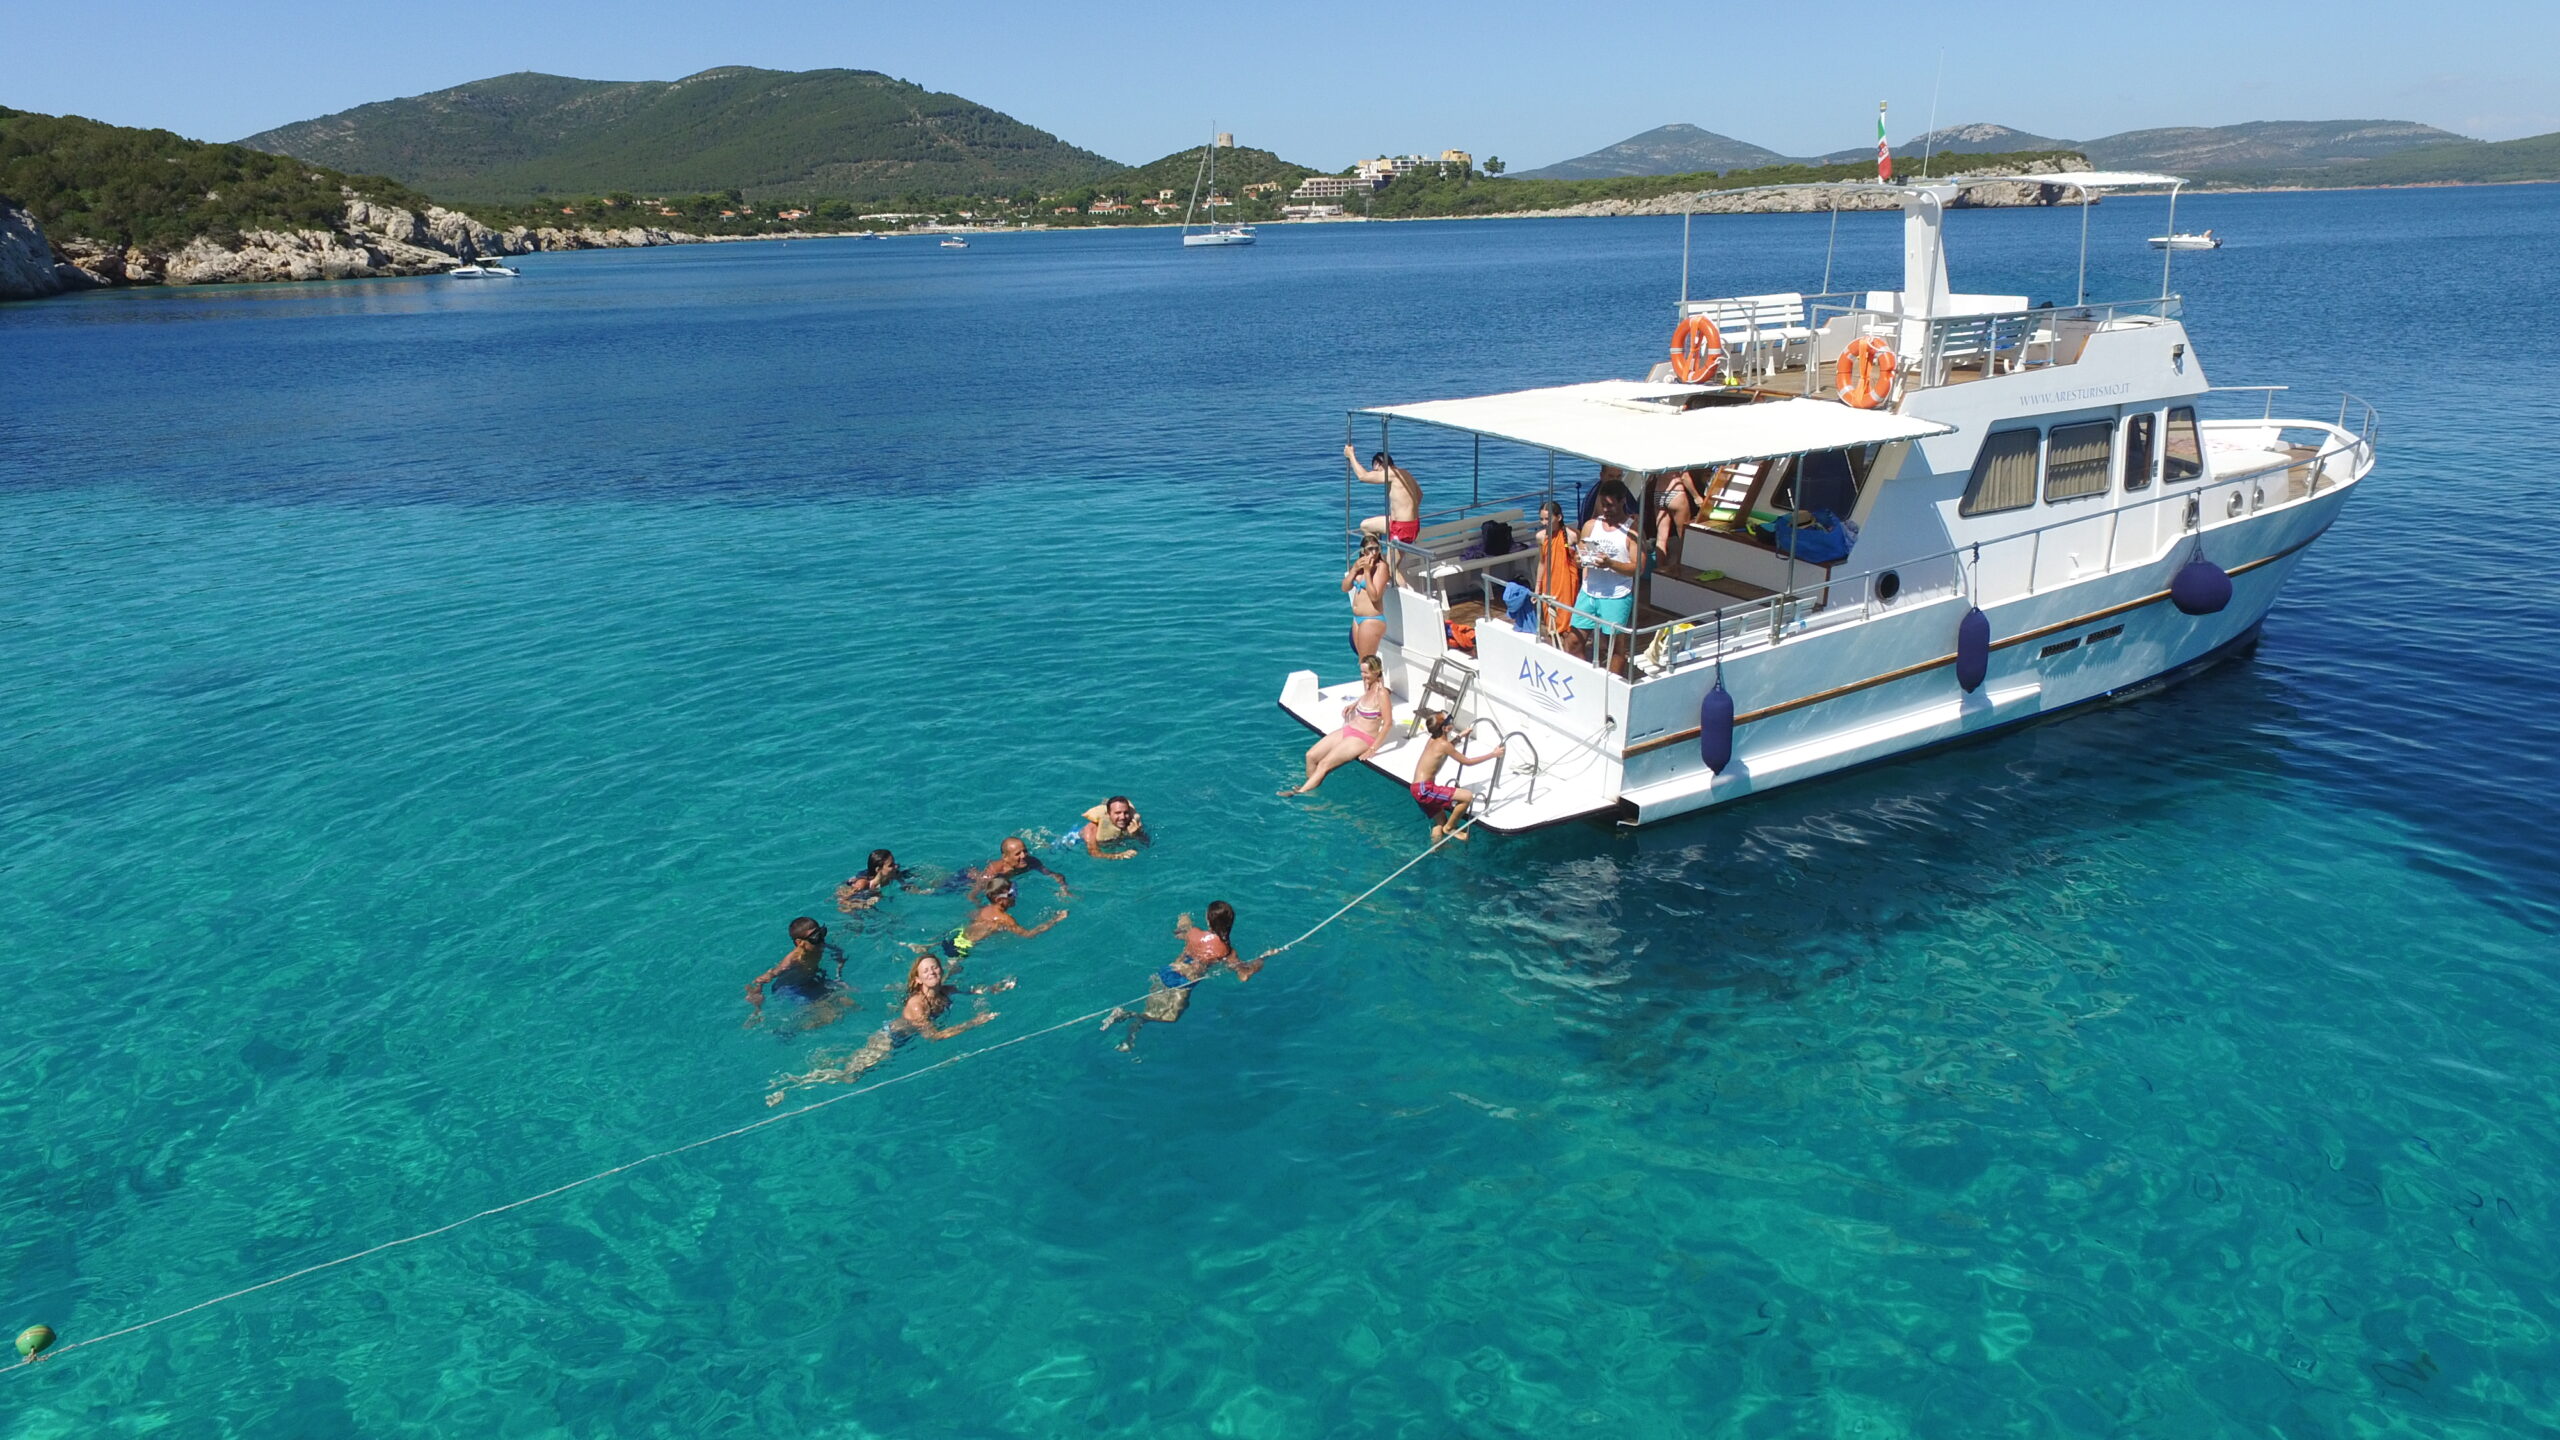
{"left": 2, "top": 189, "right": 2556, "bottom": 1437}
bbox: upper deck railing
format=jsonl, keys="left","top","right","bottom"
{"left": 1480, "top": 394, "right": 2376, "bottom": 681}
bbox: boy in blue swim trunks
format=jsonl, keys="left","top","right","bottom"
{"left": 744, "top": 917, "right": 855, "bottom": 1030}
{"left": 1100, "top": 902, "right": 1269, "bottom": 1052}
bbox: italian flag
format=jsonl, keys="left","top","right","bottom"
{"left": 1877, "top": 103, "right": 1892, "bottom": 182}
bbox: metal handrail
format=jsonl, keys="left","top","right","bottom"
{"left": 1607, "top": 399, "right": 2375, "bottom": 675}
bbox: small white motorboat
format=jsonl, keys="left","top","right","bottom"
{"left": 2147, "top": 230, "right": 2220, "bottom": 250}
{"left": 940, "top": 237, "right": 970, "bottom": 249}
{"left": 447, "top": 258, "right": 520, "bottom": 278}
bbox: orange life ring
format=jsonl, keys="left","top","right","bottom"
{"left": 1669, "top": 314, "right": 1726, "bottom": 383}
{"left": 1835, "top": 336, "right": 1897, "bottom": 409}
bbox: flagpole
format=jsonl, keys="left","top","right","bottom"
{"left": 1877, "top": 101, "right": 1892, "bottom": 184}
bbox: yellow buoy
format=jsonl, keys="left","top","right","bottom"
{"left": 16, "top": 1324, "right": 55, "bottom": 1361}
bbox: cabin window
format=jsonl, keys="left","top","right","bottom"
{"left": 1959, "top": 429, "right": 2041, "bottom": 516}
{"left": 2164, "top": 406, "right": 2205, "bottom": 483}
{"left": 2123, "top": 413, "right": 2157, "bottom": 491}
{"left": 2043, "top": 421, "right": 2113, "bottom": 503}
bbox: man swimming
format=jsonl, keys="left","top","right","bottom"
{"left": 909, "top": 879, "right": 1065, "bottom": 967}
{"left": 743, "top": 917, "right": 855, "bottom": 1030}
{"left": 1099, "top": 902, "right": 1269, "bottom": 1052}
{"left": 1077, "top": 796, "right": 1148, "bottom": 860}
{"left": 765, "top": 952, "right": 1010, "bottom": 1105}
{"left": 963, "top": 836, "right": 1071, "bottom": 900}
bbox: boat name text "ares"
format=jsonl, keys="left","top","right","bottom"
{"left": 1519, "top": 658, "right": 1576, "bottom": 705}
{"left": 2018, "top": 381, "right": 2135, "bottom": 408}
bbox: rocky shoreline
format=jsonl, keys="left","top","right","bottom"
{"left": 0, "top": 156, "right": 2113, "bottom": 302}
{"left": 0, "top": 188, "right": 701, "bottom": 301}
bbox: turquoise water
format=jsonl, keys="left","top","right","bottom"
{"left": 3, "top": 189, "right": 2556, "bottom": 1437}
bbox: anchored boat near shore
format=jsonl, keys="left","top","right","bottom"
{"left": 1279, "top": 172, "right": 2376, "bottom": 832}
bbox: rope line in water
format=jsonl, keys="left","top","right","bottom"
{"left": 7, "top": 807, "right": 1492, "bottom": 1376}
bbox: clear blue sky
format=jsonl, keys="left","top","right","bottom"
{"left": 6, "top": 0, "right": 2553, "bottom": 168}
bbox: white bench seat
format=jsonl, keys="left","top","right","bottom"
{"left": 1680, "top": 292, "right": 1812, "bottom": 377}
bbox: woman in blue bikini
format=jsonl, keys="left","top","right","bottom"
{"left": 766, "top": 951, "right": 1011, "bottom": 1104}
{"left": 1100, "top": 902, "right": 1269, "bottom": 1052}
{"left": 1345, "top": 533, "right": 1390, "bottom": 661}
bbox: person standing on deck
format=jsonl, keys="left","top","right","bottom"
{"left": 1534, "top": 499, "right": 1583, "bottom": 659}
{"left": 1346, "top": 446, "right": 1423, "bottom": 574}
{"left": 1573, "top": 480, "right": 1641, "bottom": 678}
{"left": 1344, "top": 533, "right": 1390, "bottom": 661}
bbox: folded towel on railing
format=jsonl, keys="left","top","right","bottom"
{"left": 1503, "top": 582, "right": 1537, "bottom": 632}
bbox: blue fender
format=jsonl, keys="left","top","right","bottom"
{"left": 1956, "top": 607, "right": 1991, "bottom": 693}
{"left": 2171, "top": 557, "right": 2233, "bottom": 616}
{"left": 1699, "top": 682, "right": 1735, "bottom": 773}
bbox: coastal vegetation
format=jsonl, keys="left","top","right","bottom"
{"left": 1359, "top": 151, "right": 2089, "bottom": 218}
{"left": 237, "top": 68, "right": 1121, "bottom": 208}
{"left": 0, "top": 105, "right": 426, "bottom": 249}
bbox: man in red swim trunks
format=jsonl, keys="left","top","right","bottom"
{"left": 1346, "top": 445, "right": 1424, "bottom": 573}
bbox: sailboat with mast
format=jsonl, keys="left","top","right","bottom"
{"left": 1180, "top": 128, "right": 1256, "bottom": 248}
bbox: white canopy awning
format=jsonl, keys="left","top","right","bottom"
{"left": 1359, "top": 385, "right": 1955, "bottom": 474}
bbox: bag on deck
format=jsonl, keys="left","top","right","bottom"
{"left": 1480, "top": 519, "right": 1513, "bottom": 556}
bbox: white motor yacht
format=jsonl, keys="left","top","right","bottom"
{"left": 940, "top": 237, "right": 970, "bottom": 249}
{"left": 2149, "top": 230, "right": 2221, "bottom": 250}
{"left": 1278, "top": 173, "right": 2375, "bottom": 832}
{"left": 447, "top": 259, "right": 519, "bottom": 278}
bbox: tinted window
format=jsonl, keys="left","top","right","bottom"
{"left": 2043, "top": 421, "right": 2113, "bottom": 502}
{"left": 1959, "top": 429, "right": 2040, "bottom": 516}
{"left": 2164, "top": 406, "right": 2204, "bottom": 482}
{"left": 2123, "top": 413, "right": 2156, "bottom": 491}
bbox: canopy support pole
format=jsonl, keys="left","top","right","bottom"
{"left": 2159, "top": 184, "right": 2181, "bottom": 299}
{"left": 1821, "top": 199, "right": 1840, "bottom": 296}
{"left": 2076, "top": 188, "right": 2091, "bottom": 306}
{"left": 1681, "top": 203, "right": 1692, "bottom": 311}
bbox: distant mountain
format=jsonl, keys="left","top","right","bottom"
{"left": 2079, "top": 120, "right": 2472, "bottom": 172}
{"left": 1815, "top": 123, "right": 2075, "bottom": 166}
{"left": 240, "top": 67, "right": 1121, "bottom": 205}
{"left": 1515, "top": 124, "right": 1789, "bottom": 180}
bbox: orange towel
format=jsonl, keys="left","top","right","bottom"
{"left": 1537, "top": 530, "right": 1581, "bottom": 636}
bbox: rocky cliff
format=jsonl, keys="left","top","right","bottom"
{"left": 1544, "top": 155, "right": 2098, "bottom": 218}
{"left": 3, "top": 189, "right": 701, "bottom": 300}
{"left": 0, "top": 198, "right": 105, "bottom": 299}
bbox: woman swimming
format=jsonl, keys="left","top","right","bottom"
{"left": 1099, "top": 901, "right": 1268, "bottom": 1052}
{"left": 836, "top": 848, "right": 919, "bottom": 914}
{"left": 743, "top": 917, "right": 855, "bottom": 1030}
{"left": 765, "top": 953, "right": 1010, "bottom": 1104}
{"left": 1344, "top": 534, "right": 1390, "bottom": 662}
{"left": 1408, "top": 711, "right": 1505, "bottom": 844}
{"left": 1282, "top": 654, "right": 1391, "bottom": 797}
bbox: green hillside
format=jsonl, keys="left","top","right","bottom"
{"left": 2200, "top": 130, "right": 2557, "bottom": 188}
{"left": 1102, "top": 145, "right": 1316, "bottom": 205}
{"left": 0, "top": 104, "right": 427, "bottom": 249}
{"left": 240, "top": 67, "right": 1122, "bottom": 206}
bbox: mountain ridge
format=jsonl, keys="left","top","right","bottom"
{"left": 1541, "top": 117, "right": 2476, "bottom": 179}
{"left": 240, "top": 67, "right": 1124, "bottom": 205}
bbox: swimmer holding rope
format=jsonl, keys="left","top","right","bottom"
{"left": 1100, "top": 902, "right": 1274, "bottom": 1053}
{"left": 767, "top": 953, "right": 1012, "bottom": 1105}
